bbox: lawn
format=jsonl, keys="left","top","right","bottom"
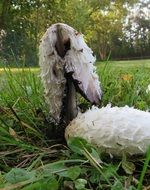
{"left": 99, "top": 59, "right": 150, "bottom": 68}
{"left": 0, "top": 60, "right": 150, "bottom": 189}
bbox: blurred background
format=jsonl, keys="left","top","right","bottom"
{"left": 0, "top": 0, "right": 149, "bottom": 66}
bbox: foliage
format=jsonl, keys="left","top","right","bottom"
{"left": 0, "top": 60, "right": 149, "bottom": 189}
{"left": 0, "top": 0, "right": 70, "bottom": 65}
{"left": 123, "top": 0, "right": 150, "bottom": 58}
{"left": 87, "top": 1, "right": 126, "bottom": 60}
{"left": 0, "top": 0, "right": 149, "bottom": 65}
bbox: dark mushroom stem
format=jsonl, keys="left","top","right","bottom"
{"left": 61, "top": 72, "right": 78, "bottom": 125}
{"left": 55, "top": 24, "right": 78, "bottom": 125}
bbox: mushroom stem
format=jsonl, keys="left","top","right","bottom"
{"left": 61, "top": 73, "right": 78, "bottom": 125}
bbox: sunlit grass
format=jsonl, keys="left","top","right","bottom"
{"left": 97, "top": 59, "right": 150, "bottom": 68}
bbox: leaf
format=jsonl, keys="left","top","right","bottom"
{"left": 101, "top": 164, "right": 120, "bottom": 180}
{"left": 67, "top": 137, "right": 98, "bottom": 156}
{"left": 42, "top": 162, "right": 66, "bottom": 177}
{"left": 111, "top": 180, "right": 124, "bottom": 190}
{"left": 22, "top": 176, "right": 58, "bottom": 190}
{"left": 74, "top": 178, "right": 87, "bottom": 190}
{"left": 67, "top": 137, "right": 105, "bottom": 182}
{"left": 43, "top": 177, "right": 59, "bottom": 190}
{"left": 122, "top": 154, "right": 135, "bottom": 174}
{"left": 5, "top": 168, "right": 36, "bottom": 184}
{"left": 122, "top": 160, "right": 135, "bottom": 175}
{"left": 58, "top": 166, "right": 81, "bottom": 180}
{"left": 67, "top": 137, "right": 85, "bottom": 155}
{"left": 90, "top": 148, "right": 103, "bottom": 164}
{"left": 89, "top": 169, "right": 100, "bottom": 183}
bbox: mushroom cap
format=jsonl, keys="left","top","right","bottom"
{"left": 39, "top": 23, "right": 102, "bottom": 122}
{"left": 65, "top": 105, "right": 150, "bottom": 155}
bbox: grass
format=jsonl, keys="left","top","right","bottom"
{"left": 99, "top": 59, "right": 150, "bottom": 68}
{"left": 0, "top": 60, "right": 149, "bottom": 189}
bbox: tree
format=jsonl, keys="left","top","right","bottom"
{"left": 85, "top": 0, "right": 138, "bottom": 60}
{"left": 0, "top": 0, "right": 149, "bottom": 65}
{"left": 0, "top": 0, "right": 11, "bottom": 29}
{"left": 0, "top": 0, "right": 70, "bottom": 65}
{"left": 124, "top": 0, "right": 150, "bottom": 58}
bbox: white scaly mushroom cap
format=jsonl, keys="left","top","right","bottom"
{"left": 39, "top": 24, "right": 66, "bottom": 122}
{"left": 65, "top": 105, "right": 150, "bottom": 155}
{"left": 39, "top": 23, "right": 102, "bottom": 122}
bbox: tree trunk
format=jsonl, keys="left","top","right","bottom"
{"left": 0, "top": 0, "right": 11, "bottom": 29}
{"left": 99, "top": 44, "right": 107, "bottom": 61}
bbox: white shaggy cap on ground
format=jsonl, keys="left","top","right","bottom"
{"left": 65, "top": 105, "right": 150, "bottom": 155}
{"left": 39, "top": 23, "right": 102, "bottom": 122}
